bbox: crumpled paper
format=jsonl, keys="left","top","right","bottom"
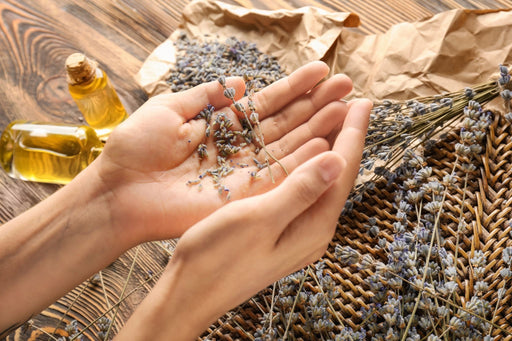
{"left": 136, "top": 0, "right": 359, "bottom": 97}
{"left": 333, "top": 9, "right": 512, "bottom": 100}
{"left": 136, "top": 0, "right": 512, "bottom": 102}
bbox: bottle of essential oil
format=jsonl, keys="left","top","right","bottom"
{"left": 0, "top": 121, "right": 103, "bottom": 184}
{"left": 66, "top": 53, "right": 128, "bottom": 137}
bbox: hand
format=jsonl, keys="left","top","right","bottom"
{"left": 114, "top": 99, "right": 372, "bottom": 341}
{"left": 0, "top": 61, "right": 355, "bottom": 332}
{"left": 91, "top": 61, "right": 353, "bottom": 244}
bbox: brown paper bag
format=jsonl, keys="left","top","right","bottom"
{"left": 332, "top": 9, "right": 512, "bottom": 100}
{"left": 136, "top": 0, "right": 512, "bottom": 103}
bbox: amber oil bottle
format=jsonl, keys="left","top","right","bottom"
{"left": 0, "top": 121, "right": 103, "bottom": 184}
{"left": 66, "top": 53, "right": 128, "bottom": 137}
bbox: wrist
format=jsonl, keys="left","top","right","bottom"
{"left": 116, "top": 259, "right": 215, "bottom": 340}
{"left": 0, "top": 162, "right": 127, "bottom": 330}
{"left": 63, "top": 162, "right": 129, "bottom": 254}
{"left": 78, "top": 159, "right": 143, "bottom": 249}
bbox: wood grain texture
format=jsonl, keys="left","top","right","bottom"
{"left": 1, "top": 0, "right": 511, "bottom": 340}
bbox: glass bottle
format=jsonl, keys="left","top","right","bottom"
{"left": 0, "top": 121, "right": 103, "bottom": 184}
{"left": 66, "top": 53, "right": 128, "bottom": 137}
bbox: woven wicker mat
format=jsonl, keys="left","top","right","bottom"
{"left": 197, "top": 113, "right": 512, "bottom": 340}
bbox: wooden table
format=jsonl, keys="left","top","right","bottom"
{"left": 1, "top": 0, "right": 511, "bottom": 340}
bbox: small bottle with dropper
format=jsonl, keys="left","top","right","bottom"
{"left": 66, "top": 53, "right": 128, "bottom": 137}
{"left": 0, "top": 121, "right": 103, "bottom": 184}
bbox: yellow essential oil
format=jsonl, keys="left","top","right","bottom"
{"left": 0, "top": 121, "right": 103, "bottom": 184}
{"left": 66, "top": 53, "right": 128, "bottom": 136}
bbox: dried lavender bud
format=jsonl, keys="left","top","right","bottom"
{"left": 197, "top": 143, "right": 208, "bottom": 159}
{"left": 498, "top": 287, "right": 506, "bottom": 298}
{"left": 423, "top": 201, "right": 442, "bottom": 213}
{"left": 343, "top": 199, "right": 353, "bottom": 213}
{"left": 430, "top": 103, "right": 440, "bottom": 112}
{"left": 223, "top": 87, "right": 236, "bottom": 100}
{"left": 97, "top": 316, "right": 111, "bottom": 332}
{"left": 470, "top": 250, "right": 486, "bottom": 267}
{"left": 501, "top": 89, "right": 511, "bottom": 101}
{"left": 499, "top": 73, "right": 511, "bottom": 85}
{"left": 464, "top": 87, "right": 476, "bottom": 99}
{"left": 89, "top": 273, "right": 101, "bottom": 285}
{"left": 406, "top": 190, "right": 424, "bottom": 204}
{"left": 334, "top": 245, "right": 361, "bottom": 265}
{"left": 369, "top": 225, "right": 380, "bottom": 237}
{"left": 455, "top": 143, "right": 471, "bottom": 156}
{"left": 360, "top": 253, "right": 375, "bottom": 269}
{"left": 473, "top": 130, "right": 486, "bottom": 142}
{"left": 461, "top": 163, "right": 477, "bottom": 173}
{"left": 250, "top": 111, "right": 259, "bottom": 124}
{"left": 65, "top": 320, "right": 78, "bottom": 336}
{"left": 468, "top": 100, "right": 482, "bottom": 111}
{"left": 442, "top": 174, "right": 457, "bottom": 188}
{"left": 233, "top": 101, "right": 245, "bottom": 113}
{"left": 393, "top": 221, "right": 406, "bottom": 233}
{"left": 474, "top": 280, "right": 488, "bottom": 294}
{"left": 440, "top": 97, "right": 453, "bottom": 108}
{"left": 378, "top": 238, "right": 387, "bottom": 249}
{"left": 460, "top": 130, "right": 475, "bottom": 143}
{"left": 248, "top": 99, "right": 256, "bottom": 111}
{"left": 217, "top": 75, "right": 226, "bottom": 86}
{"left": 470, "top": 144, "right": 483, "bottom": 154}
{"left": 503, "top": 247, "right": 512, "bottom": 265}
{"left": 500, "top": 64, "right": 509, "bottom": 76}
{"left": 414, "top": 167, "right": 432, "bottom": 182}
{"left": 462, "top": 117, "right": 477, "bottom": 130}
{"left": 388, "top": 277, "right": 403, "bottom": 289}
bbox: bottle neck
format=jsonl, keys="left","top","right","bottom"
{"left": 66, "top": 53, "right": 97, "bottom": 86}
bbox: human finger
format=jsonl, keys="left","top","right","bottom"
{"left": 149, "top": 77, "right": 246, "bottom": 121}
{"left": 237, "top": 61, "right": 329, "bottom": 121}
{"left": 274, "top": 184, "right": 341, "bottom": 257}
{"left": 332, "top": 98, "right": 372, "bottom": 193}
{"left": 275, "top": 99, "right": 372, "bottom": 252}
{"left": 255, "top": 151, "right": 344, "bottom": 230}
{"left": 249, "top": 138, "right": 330, "bottom": 194}
{"left": 258, "top": 74, "right": 352, "bottom": 144}
{"left": 260, "top": 101, "right": 349, "bottom": 162}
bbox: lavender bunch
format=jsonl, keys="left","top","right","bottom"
{"left": 335, "top": 100, "right": 499, "bottom": 340}
{"left": 354, "top": 66, "right": 510, "bottom": 206}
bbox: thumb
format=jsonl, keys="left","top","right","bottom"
{"left": 260, "top": 151, "right": 344, "bottom": 228}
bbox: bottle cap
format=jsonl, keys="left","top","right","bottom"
{"left": 65, "top": 53, "right": 97, "bottom": 85}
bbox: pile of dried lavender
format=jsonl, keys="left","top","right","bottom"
{"left": 186, "top": 76, "right": 288, "bottom": 198}
{"left": 167, "top": 31, "right": 287, "bottom": 94}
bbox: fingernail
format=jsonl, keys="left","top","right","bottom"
{"left": 320, "top": 155, "right": 343, "bottom": 184}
